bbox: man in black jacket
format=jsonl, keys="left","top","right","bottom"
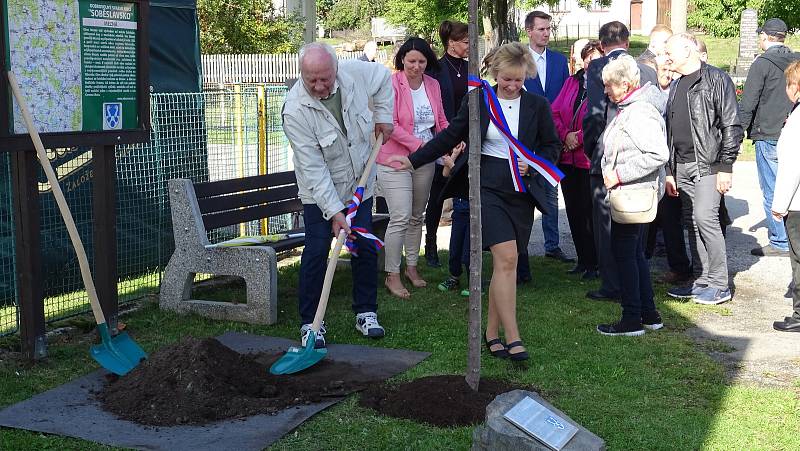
{"left": 582, "top": 21, "right": 659, "bottom": 302}
{"left": 739, "top": 18, "right": 800, "bottom": 257}
{"left": 664, "top": 33, "right": 744, "bottom": 305}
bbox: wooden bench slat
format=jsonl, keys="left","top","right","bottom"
{"left": 197, "top": 185, "right": 299, "bottom": 214}
{"left": 202, "top": 198, "right": 303, "bottom": 230}
{"left": 194, "top": 171, "right": 297, "bottom": 198}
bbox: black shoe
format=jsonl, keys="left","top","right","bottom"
{"left": 484, "top": 337, "right": 509, "bottom": 358}
{"left": 581, "top": 270, "right": 599, "bottom": 280}
{"left": 506, "top": 340, "right": 529, "bottom": 361}
{"left": 567, "top": 264, "right": 586, "bottom": 274}
{"left": 586, "top": 290, "right": 620, "bottom": 302}
{"left": 545, "top": 248, "right": 575, "bottom": 263}
{"left": 426, "top": 252, "right": 441, "bottom": 267}
{"left": 751, "top": 245, "right": 789, "bottom": 257}
{"left": 597, "top": 320, "right": 645, "bottom": 336}
{"left": 516, "top": 276, "right": 532, "bottom": 285}
{"left": 773, "top": 317, "right": 800, "bottom": 332}
{"left": 641, "top": 311, "right": 664, "bottom": 330}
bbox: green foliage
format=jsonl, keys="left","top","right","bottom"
{"left": 198, "top": 0, "right": 305, "bottom": 54}
{"left": 384, "top": 0, "right": 466, "bottom": 39}
{"left": 687, "top": 0, "right": 765, "bottom": 37}
{"left": 324, "top": 0, "right": 387, "bottom": 31}
{"left": 760, "top": 0, "right": 800, "bottom": 32}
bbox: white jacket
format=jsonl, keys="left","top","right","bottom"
{"left": 282, "top": 59, "right": 393, "bottom": 220}
{"left": 772, "top": 104, "right": 800, "bottom": 214}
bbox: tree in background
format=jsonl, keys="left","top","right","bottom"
{"left": 324, "top": 0, "right": 387, "bottom": 32}
{"left": 198, "top": 0, "right": 304, "bottom": 53}
{"left": 688, "top": 0, "right": 798, "bottom": 38}
{"left": 384, "top": 0, "right": 467, "bottom": 40}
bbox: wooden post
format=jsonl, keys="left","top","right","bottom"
{"left": 11, "top": 150, "right": 46, "bottom": 360}
{"left": 93, "top": 145, "right": 118, "bottom": 330}
{"left": 465, "top": 0, "right": 482, "bottom": 392}
{"left": 257, "top": 85, "right": 269, "bottom": 235}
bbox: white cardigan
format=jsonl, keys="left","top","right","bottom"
{"left": 773, "top": 104, "right": 800, "bottom": 214}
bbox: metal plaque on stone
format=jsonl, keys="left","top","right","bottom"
{"left": 503, "top": 396, "right": 579, "bottom": 450}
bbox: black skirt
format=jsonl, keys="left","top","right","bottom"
{"left": 479, "top": 155, "right": 536, "bottom": 253}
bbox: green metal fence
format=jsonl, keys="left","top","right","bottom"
{"left": 0, "top": 85, "right": 291, "bottom": 336}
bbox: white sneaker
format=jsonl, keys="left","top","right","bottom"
{"left": 300, "top": 323, "right": 327, "bottom": 348}
{"left": 355, "top": 312, "right": 385, "bottom": 338}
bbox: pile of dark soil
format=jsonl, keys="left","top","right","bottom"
{"left": 98, "top": 337, "right": 372, "bottom": 426}
{"left": 359, "top": 375, "right": 519, "bottom": 427}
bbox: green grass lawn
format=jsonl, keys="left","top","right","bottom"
{"left": 1, "top": 254, "right": 798, "bottom": 450}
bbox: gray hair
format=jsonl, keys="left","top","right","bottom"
{"left": 602, "top": 54, "right": 640, "bottom": 87}
{"left": 298, "top": 42, "right": 338, "bottom": 68}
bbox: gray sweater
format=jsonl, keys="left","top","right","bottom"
{"left": 601, "top": 83, "right": 669, "bottom": 198}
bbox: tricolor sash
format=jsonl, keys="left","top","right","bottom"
{"left": 467, "top": 76, "right": 564, "bottom": 191}
{"left": 344, "top": 186, "right": 384, "bottom": 256}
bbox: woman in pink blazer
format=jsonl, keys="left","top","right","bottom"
{"left": 551, "top": 40, "right": 603, "bottom": 279}
{"left": 378, "top": 38, "right": 449, "bottom": 299}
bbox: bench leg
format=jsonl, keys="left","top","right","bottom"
{"left": 160, "top": 256, "right": 195, "bottom": 311}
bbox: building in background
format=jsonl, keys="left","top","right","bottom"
{"left": 524, "top": 0, "right": 671, "bottom": 38}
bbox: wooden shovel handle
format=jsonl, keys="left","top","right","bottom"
{"left": 357, "top": 132, "right": 383, "bottom": 189}
{"left": 311, "top": 230, "right": 347, "bottom": 332}
{"left": 7, "top": 71, "right": 107, "bottom": 326}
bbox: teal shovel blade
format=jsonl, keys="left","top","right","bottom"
{"left": 91, "top": 323, "right": 148, "bottom": 376}
{"left": 270, "top": 330, "right": 327, "bottom": 375}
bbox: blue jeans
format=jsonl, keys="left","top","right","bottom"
{"left": 611, "top": 221, "right": 656, "bottom": 323}
{"left": 298, "top": 198, "right": 377, "bottom": 325}
{"left": 542, "top": 184, "right": 560, "bottom": 252}
{"left": 755, "top": 140, "right": 789, "bottom": 250}
{"left": 448, "top": 198, "right": 470, "bottom": 277}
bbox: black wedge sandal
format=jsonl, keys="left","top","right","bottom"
{"left": 506, "top": 341, "right": 529, "bottom": 361}
{"left": 484, "top": 337, "right": 509, "bottom": 358}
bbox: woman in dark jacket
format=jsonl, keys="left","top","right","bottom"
{"left": 390, "top": 43, "right": 561, "bottom": 361}
{"left": 423, "top": 20, "right": 469, "bottom": 267}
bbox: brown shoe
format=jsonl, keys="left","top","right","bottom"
{"left": 659, "top": 271, "right": 691, "bottom": 284}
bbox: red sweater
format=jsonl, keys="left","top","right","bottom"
{"left": 551, "top": 74, "right": 591, "bottom": 169}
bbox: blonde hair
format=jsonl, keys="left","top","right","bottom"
{"left": 485, "top": 42, "right": 537, "bottom": 80}
{"left": 650, "top": 24, "right": 673, "bottom": 36}
{"left": 786, "top": 60, "right": 800, "bottom": 86}
{"left": 602, "top": 54, "right": 640, "bottom": 88}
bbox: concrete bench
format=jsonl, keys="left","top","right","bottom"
{"left": 160, "top": 171, "right": 387, "bottom": 325}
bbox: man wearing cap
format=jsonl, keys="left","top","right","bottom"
{"left": 740, "top": 18, "right": 800, "bottom": 258}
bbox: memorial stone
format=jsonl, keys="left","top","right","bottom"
{"left": 734, "top": 9, "right": 759, "bottom": 76}
{"left": 471, "top": 390, "right": 605, "bottom": 451}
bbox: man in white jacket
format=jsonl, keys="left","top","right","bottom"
{"left": 771, "top": 60, "right": 800, "bottom": 332}
{"left": 282, "top": 43, "right": 394, "bottom": 347}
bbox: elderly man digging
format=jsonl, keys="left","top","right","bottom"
{"left": 282, "top": 42, "right": 394, "bottom": 348}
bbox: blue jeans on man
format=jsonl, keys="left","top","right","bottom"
{"left": 755, "top": 140, "right": 789, "bottom": 251}
{"left": 298, "top": 198, "right": 377, "bottom": 325}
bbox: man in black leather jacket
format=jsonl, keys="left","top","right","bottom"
{"left": 663, "top": 32, "right": 744, "bottom": 305}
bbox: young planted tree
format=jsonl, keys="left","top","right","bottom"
{"left": 466, "top": 0, "right": 482, "bottom": 392}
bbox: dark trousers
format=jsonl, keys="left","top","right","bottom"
{"left": 424, "top": 164, "right": 447, "bottom": 253}
{"left": 449, "top": 198, "right": 470, "bottom": 277}
{"left": 590, "top": 174, "right": 621, "bottom": 295}
{"left": 646, "top": 194, "right": 690, "bottom": 273}
{"left": 611, "top": 221, "right": 656, "bottom": 323}
{"left": 298, "top": 198, "right": 377, "bottom": 325}
{"left": 560, "top": 165, "right": 596, "bottom": 269}
{"left": 785, "top": 213, "right": 800, "bottom": 320}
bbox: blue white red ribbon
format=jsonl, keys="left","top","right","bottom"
{"left": 344, "top": 186, "right": 384, "bottom": 256}
{"left": 467, "top": 76, "right": 564, "bottom": 190}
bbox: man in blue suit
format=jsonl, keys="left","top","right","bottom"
{"left": 518, "top": 10, "right": 573, "bottom": 284}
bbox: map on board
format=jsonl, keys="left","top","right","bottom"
{"left": 3, "top": 0, "right": 138, "bottom": 135}
{"left": 7, "top": 0, "right": 83, "bottom": 134}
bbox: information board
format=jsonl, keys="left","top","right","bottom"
{"left": 0, "top": 0, "right": 149, "bottom": 150}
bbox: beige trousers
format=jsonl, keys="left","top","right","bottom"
{"left": 377, "top": 162, "right": 436, "bottom": 273}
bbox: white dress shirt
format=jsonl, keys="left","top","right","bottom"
{"left": 529, "top": 47, "right": 547, "bottom": 90}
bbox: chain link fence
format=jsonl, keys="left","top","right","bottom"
{"left": 0, "top": 85, "right": 291, "bottom": 336}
